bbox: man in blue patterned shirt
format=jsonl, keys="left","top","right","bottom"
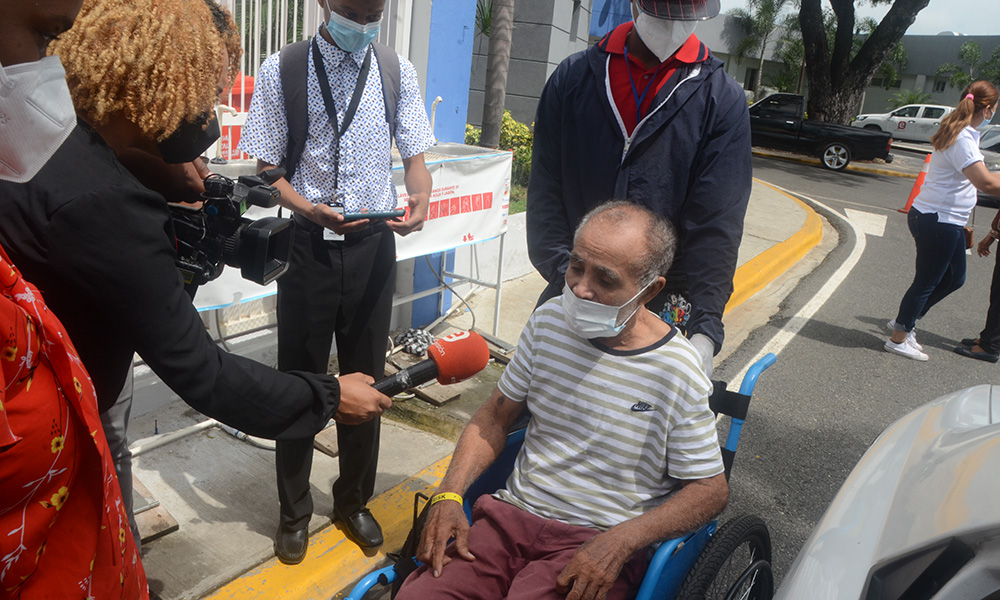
{"left": 239, "top": 0, "right": 434, "bottom": 563}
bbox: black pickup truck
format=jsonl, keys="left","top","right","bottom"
{"left": 749, "top": 93, "right": 894, "bottom": 171}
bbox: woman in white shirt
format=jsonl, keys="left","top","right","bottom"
{"left": 886, "top": 81, "right": 1000, "bottom": 361}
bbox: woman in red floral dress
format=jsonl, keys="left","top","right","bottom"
{"left": 0, "top": 245, "right": 147, "bottom": 599}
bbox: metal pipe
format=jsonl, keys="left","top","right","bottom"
{"left": 130, "top": 419, "right": 219, "bottom": 458}
{"left": 392, "top": 284, "right": 448, "bottom": 306}
{"left": 493, "top": 233, "right": 505, "bottom": 338}
{"left": 430, "top": 96, "right": 443, "bottom": 142}
{"left": 440, "top": 274, "right": 498, "bottom": 289}
{"left": 437, "top": 251, "right": 447, "bottom": 318}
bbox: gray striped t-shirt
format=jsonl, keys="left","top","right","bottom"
{"left": 494, "top": 296, "right": 723, "bottom": 531}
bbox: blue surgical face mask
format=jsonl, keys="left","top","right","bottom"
{"left": 325, "top": 7, "right": 381, "bottom": 53}
{"left": 979, "top": 108, "right": 995, "bottom": 130}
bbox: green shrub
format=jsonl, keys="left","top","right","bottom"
{"left": 501, "top": 111, "right": 533, "bottom": 188}
{"left": 465, "top": 123, "right": 481, "bottom": 146}
{"left": 465, "top": 111, "right": 533, "bottom": 188}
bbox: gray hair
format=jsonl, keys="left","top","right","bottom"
{"left": 573, "top": 200, "right": 677, "bottom": 286}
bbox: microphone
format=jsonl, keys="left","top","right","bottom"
{"left": 374, "top": 331, "right": 491, "bottom": 397}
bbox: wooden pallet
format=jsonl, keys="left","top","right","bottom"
{"left": 134, "top": 476, "right": 179, "bottom": 544}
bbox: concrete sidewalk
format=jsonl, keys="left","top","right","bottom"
{"left": 135, "top": 179, "right": 828, "bottom": 600}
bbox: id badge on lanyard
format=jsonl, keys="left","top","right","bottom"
{"left": 312, "top": 39, "right": 372, "bottom": 242}
{"left": 323, "top": 203, "right": 345, "bottom": 241}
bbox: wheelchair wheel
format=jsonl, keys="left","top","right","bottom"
{"left": 674, "top": 514, "right": 773, "bottom": 600}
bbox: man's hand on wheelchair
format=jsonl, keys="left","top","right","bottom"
{"left": 417, "top": 500, "right": 476, "bottom": 578}
{"left": 555, "top": 530, "right": 631, "bottom": 600}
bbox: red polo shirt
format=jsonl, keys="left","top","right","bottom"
{"left": 605, "top": 22, "right": 709, "bottom": 136}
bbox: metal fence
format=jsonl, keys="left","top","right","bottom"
{"left": 211, "top": 0, "right": 411, "bottom": 161}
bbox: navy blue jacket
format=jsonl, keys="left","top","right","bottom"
{"left": 527, "top": 33, "right": 752, "bottom": 351}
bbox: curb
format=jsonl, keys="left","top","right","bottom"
{"left": 206, "top": 181, "right": 827, "bottom": 599}
{"left": 752, "top": 148, "right": 917, "bottom": 179}
{"left": 203, "top": 457, "right": 451, "bottom": 600}
{"left": 725, "top": 179, "right": 823, "bottom": 313}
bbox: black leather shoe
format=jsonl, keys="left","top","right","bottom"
{"left": 274, "top": 525, "right": 308, "bottom": 565}
{"left": 955, "top": 345, "right": 1000, "bottom": 363}
{"left": 961, "top": 338, "right": 979, "bottom": 347}
{"left": 336, "top": 508, "right": 383, "bottom": 549}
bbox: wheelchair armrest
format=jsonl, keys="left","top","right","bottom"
{"left": 344, "top": 564, "right": 396, "bottom": 600}
{"left": 632, "top": 520, "right": 718, "bottom": 600}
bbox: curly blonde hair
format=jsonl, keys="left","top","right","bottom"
{"left": 49, "top": 0, "right": 242, "bottom": 141}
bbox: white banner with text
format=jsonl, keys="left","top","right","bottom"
{"left": 193, "top": 145, "right": 512, "bottom": 311}
{"left": 394, "top": 149, "right": 511, "bottom": 261}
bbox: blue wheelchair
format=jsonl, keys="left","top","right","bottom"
{"left": 347, "top": 353, "right": 777, "bottom": 600}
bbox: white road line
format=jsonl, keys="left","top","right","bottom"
{"left": 844, "top": 208, "right": 887, "bottom": 237}
{"left": 805, "top": 194, "right": 898, "bottom": 214}
{"left": 730, "top": 184, "right": 867, "bottom": 387}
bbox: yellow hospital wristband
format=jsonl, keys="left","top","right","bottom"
{"left": 429, "top": 492, "right": 463, "bottom": 507}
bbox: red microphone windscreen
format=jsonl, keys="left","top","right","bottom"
{"left": 428, "top": 331, "right": 491, "bottom": 385}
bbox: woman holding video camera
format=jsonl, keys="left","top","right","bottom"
{"left": 0, "top": 0, "right": 390, "bottom": 550}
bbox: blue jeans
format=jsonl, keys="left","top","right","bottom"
{"left": 894, "top": 209, "right": 967, "bottom": 332}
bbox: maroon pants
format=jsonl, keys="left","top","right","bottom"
{"left": 396, "top": 495, "right": 649, "bottom": 600}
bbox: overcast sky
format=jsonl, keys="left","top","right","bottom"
{"left": 716, "top": 0, "right": 998, "bottom": 36}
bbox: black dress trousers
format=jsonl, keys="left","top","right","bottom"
{"left": 979, "top": 247, "right": 1000, "bottom": 354}
{"left": 275, "top": 215, "right": 396, "bottom": 529}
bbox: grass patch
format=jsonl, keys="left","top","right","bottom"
{"left": 509, "top": 184, "right": 526, "bottom": 215}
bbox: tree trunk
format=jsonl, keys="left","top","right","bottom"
{"left": 800, "top": 0, "right": 930, "bottom": 124}
{"left": 754, "top": 33, "right": 769, "bottom": 101}
{"left": 480, "top": 0, "right": 515, "bottom": 148}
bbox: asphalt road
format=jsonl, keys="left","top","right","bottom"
{"left": 714, "top": 155, "right": 1000, "bottom": 587}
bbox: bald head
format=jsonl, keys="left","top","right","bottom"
{"left": 574, "top": 201, "right": 677, "bottom": 288}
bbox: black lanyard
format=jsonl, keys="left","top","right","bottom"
{"left": 311, "top": 39, "right": 372, "bottom": 191}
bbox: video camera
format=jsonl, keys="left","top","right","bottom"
{"left": 170, "top": 168, "right": 292, "bottom": 290}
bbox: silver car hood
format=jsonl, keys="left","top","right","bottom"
{"left": 776, "top": 385, "right": 1000, "bottom": 599}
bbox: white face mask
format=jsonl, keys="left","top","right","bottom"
{"left": 561, "top": 281, "right": 649, "bottom": 339}
{"left": 634, "top": 12, "right": 697, "bottom": 62}
{"left": 0, "top": 55, "right": 77, "bottom": 183}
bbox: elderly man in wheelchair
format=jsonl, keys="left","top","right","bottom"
{"left": 396, "top": 201, "right": 730, "bottom": 600}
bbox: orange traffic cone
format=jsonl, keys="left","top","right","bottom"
{"left": 899, "top": 153, "right": 932, "bottom": 213}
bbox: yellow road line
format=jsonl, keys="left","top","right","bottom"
{"left": 725, "top": 180, "right": 823, "bottom": 314}
{"left": 204, "top": 456, "right": 451, "bottom": 600}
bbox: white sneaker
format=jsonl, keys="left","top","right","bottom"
{"left": 887, "top": 320, "right": 923, "bottom": 351}
{"left": 885, "top": 339, "right": 929, "bottom": 361}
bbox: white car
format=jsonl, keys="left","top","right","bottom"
{"left": 775, "top": 385, "right": 1000, "bottom": 599}
{"left": 852, "top": 104, "right": 954, "bottom": 143}
{"left": 978, "top": 126, "right": 1000, "bottom": 208}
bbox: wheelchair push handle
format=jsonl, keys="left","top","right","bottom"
{"left": 738, "top": 353, "right": 777, "bottom": 397}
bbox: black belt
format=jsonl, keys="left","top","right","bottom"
{"left": 292, "top": 211, "right": 386, "bottom": 243}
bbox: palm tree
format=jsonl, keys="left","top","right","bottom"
{"left": 936, "top": 42, "right": 1000, "bottom": 90}
{"left": 769, "top": 12, "right": 806, "bottom": 93}
{"left": 889, "top": 88, "right": 931, "bottom": 109}
{"left": 730, "top": 0, "right": 791, "bottom": 101}
{"left": 479, "top": 0, "right": 514, "bottom": 149}
{"left": 476, "top": 0, "right": 493, "bottom": 36}
{"left": 984, "top": 47, "right": 1000, "bottom": 86}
